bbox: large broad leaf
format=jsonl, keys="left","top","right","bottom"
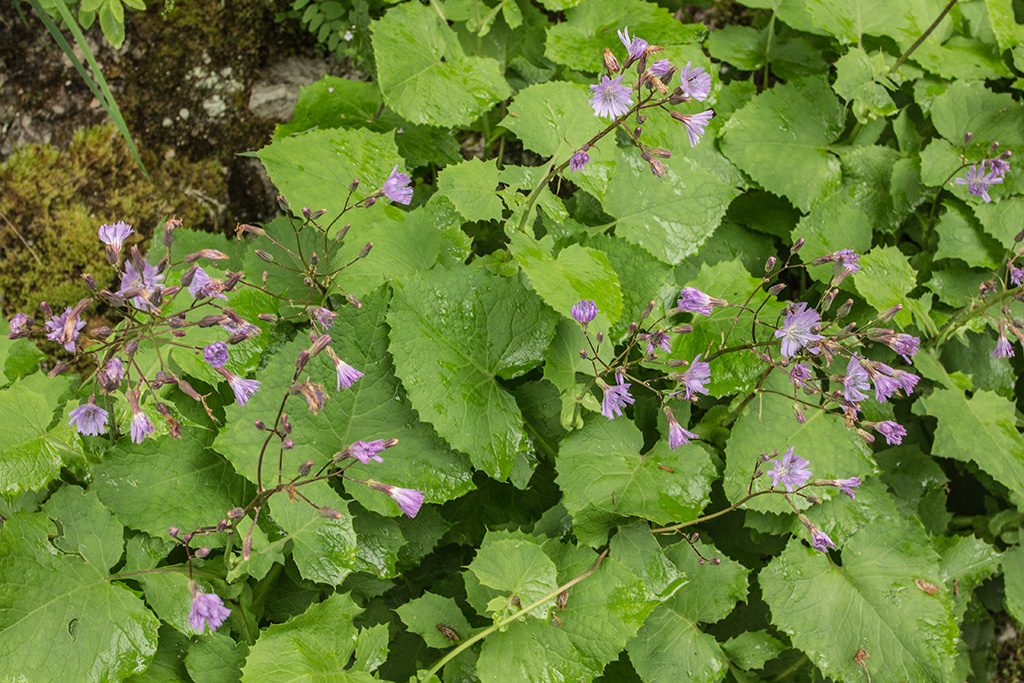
{"left": 371, "top": 1, "right": 511, "bottom": 128}
{"left": 806, "top": 0, "right": 948, "bottom": 47}
{"left": 721, "top": 76, "right": 844, "bottom": 212}
{"left": 468, "top": 531, "right": 559, "bottom": 618}
{"left": 436, "top": 158, "right": 504, "bottom": 223}
{"left": 256, "top": 127, "right": 404, "bottom": 218}
{"left": 556, "top": 417, "right": 716, "bottom": 527}
{"left": 723, "top": 374, "right": 877, "bottom": 516}
{"left": 544, "top": 0, "right": 705, "bottom": 72}
{"left": 0, "top": 486, "right": 160, "bottom": 681}
{"left": 509, "top": 232, "right": 624, "bottom": 331}
{"left": 853, "top": 245, "right": 917, "bottom": 328}
{"left": 0, "top": 378, "right": 77, "bottom": 496}
{"left": 916, "top": 388, "right": 1024, "bottom": 509}
{"left": 761, "top": 521, "right": 959, "bottom": 682}
{"left": 241, "top": 593, "right": 374, "bottom": 682}
{"left": 94, "top": 428, "right": 249, "bottom": 541}
{"left": 475, "top": 542, "right": 656, "bottom": 683}
{"left": 601, "top": 147, "right": 739, "bottom": 265}
{"left": 626, "top": 538, "right": 749, "bottom": 683}
{"left": 929, "top": 79, "right": 1024, "bottom": 151}
{"left": 387, "top": 267, "right": 557, "bottom": 480}
{"left": 396, "top": 591, "right": 475, "bottom": 649}
{"left": 214, "top": 287, "right": 473, "bottom": 516}
{"left": 268, "top": 481, "right": 358, "bottom": 585}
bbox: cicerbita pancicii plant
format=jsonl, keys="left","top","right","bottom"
{"left": 8, "top": 174, "right": 429, "bottom": 632}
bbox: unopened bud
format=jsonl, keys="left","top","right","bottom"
{"left": 348, "top": 179, "right": 360, "bottom": 194}
{"left": 227, "top": 507, "right": 245, "bottom": 519}
{"left": 765, "top": 256, "right": 777, "bottom": 273}
{"left": 224, "top": 271, "right": 243, "bottom": 291}
{"left": 672, "top": 324, "right": 693, "bottom": 334}
{"left": 641, "top": 301, "right": 656, "bottom": 319}
{"left": 48, "top": 362, "right": 69, "bottom": 378}
{"left": 319, "top": 507, "right": 343, "bottom": 519}
{"left": 768, "top": 283, "right": 786, "bottom": 297}
{"left": 199, "top": 314, "right": 226, "bottom": 327}
{"left": 603, "top": 47, "right": 620, "bottom": 73}
{"left": 359, "top": 242, "right": 373, "bottom": 258}
{"left": 579, "top": 349, "right": 588, "bottom": 359}
{"left": 242, "top": 534, "right": 253, "bottom": 561}
{"left": 298, "top": 460, "right": 314, "bottom": 477}
{"left": 282, "top": 438, "right": 294, "bottom": 450}
{"left": 628, "top": 322, "right": 638, "bottom": 335}
{"left": 227, "top": 332, "right": 249, "bottom": 344}
{"left": 236, "top": 223, "right": 266, "bottom": 238}
{"left": 258, "top": 313, "right": 278, "bottom": 322}
{"left": 93, "top": 326, "right": 112, "bottom": 338}
{"left": 172, "top": 330, "right": 186, "bottom": 338}
{"left": 310, "top": 334, "right": 331, "bottom": 357}
{"left": 345, "top": 293, "right": 362, "bottom": 308}
{"left": 302, "top": 207, "right": 312, "bottom": 219}
{"left": 277, "top": 194, "right": 290, "bottom": 212}
{"left": 281, "top": 414, "right": 292, "bottom": 434}
{"left": 125, "top": 340, "right": 139, "bottom": 355}
{"left": 179, "top": 380, "right": 202, "bottom": 402}
{"left": 836, "top": 299, "right": 854, "bottom": 319}
{"left": 336, "top": 224, "right": 351, "bottom": 241}
{"left": 791, "top": 238, "right": 805, "bottom": 253}
{"left": 650, "top": 76, "right": 668, "bottom": 95}
{"left": 295, "top": 350, "right": 310, "bottom": 372}
{"left": 169, "top": 526, "right": 179, "bottom": 538}
{"left": 311, "top": 208, "right": 328, "bottom": 220}
{"left": 794, "top": 403, "right": 805, "bottom": 423}
{"left": 649, "top": 148, "right": 671, "bottom": 159}
{"left": 254, "top": 420, "right": 266, "bottom": 430}
{"left": 167, "top": 314, "right": 186, "bottom": 329}
{"left": 878, "top": 304, "right": 902, "bottom": 322}
{"left": 216, "top": 519, "right": 229, "bottom": 531}
{"left": 822, "top": 288, "right": 837, "bottom": 311}
{"left": 596, "top": 332, "right": 604, "bottom": 344}
{"left": 195, "top": 547, "right": 210, "bottom": 558}
{"left": 964, "top": 132, "right": 973, "bottom": 146}
{"left": 82, "top": 274, "right": 97, "bottom": 291}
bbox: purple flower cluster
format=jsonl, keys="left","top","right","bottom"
{"left": 766, "top": 448, "right": 811, "bottom": 492}
{"left": 44, "top": 306, "right": 86, "bottom": 353}
{"left": 665, "top": 410, "right": 697, "bottom": 448}
{"left": 955, "top": 152, "right": 1011, "bottom": 203}
{"left": 843, "top": 356, "right": 918, "bottom": 405}
{"left": 189, "top": 587, "right": 231, "bottom": 633}
{"left": 601, "top": 377, "right": 635, "bottom": 419}
{"left": 382, "top": 166, "right": 413, "bottom": 204}
{"left": 589, "top": 75, "right": 633, "bottom": 119}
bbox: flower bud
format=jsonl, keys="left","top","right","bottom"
{"left": 765, "top": 256, "right": 777, "bottom": 273}
{"left": 302, "top": 206, "right": 312, "bottom": 219}
{"left": 822, "top": 288, "right": 837, "bottom": 311}
{"left": 281, "top": 414, "right": 292, "bottom": 434}
{"left": 93, "top": 326, "right": 112, "bottom": 338}
{"left": 791, "top": 238, "right": 805, "bottom": 253}
{"left": 295, "top": 349, "right": 310, "bottom": 372}
{"left": 254, "top": 420, "right": 266, "bottom": 430}
{"left": 768, "top": 283, "right": 786, "bottom": 297}
{"left": 224, "top": 271, "right": 243, "bottom": 291}
{"left": 236, "top": 223, "right": 266, "bottom": 238}
{"left": 596, "top": 332, "right": 604, "bottom": 344}
{"left": 310, "top": 252, "right": 319, "bottom": 267}
{"left": 348, "top": 179, "right": 360, "bottom": 194}
{"left": 964, "top": 131, "right": 973, "bottom": 146}
{"left": 345, "top": 293, "right": 362, "bottom": 308}
{"left": 672, "top": 324, "right": 693, "bottom": 334}
{"left": 282, "top": 438, "right": 294, "bottom": 450}
{"left": 195, "top": 547, "right": 210, "bottom": 558}
{"left": 641, "top": 301, "right": 656, "bottom": 319}
{"left": 169, "top": 526, "right": 179, "bottom": 538}
{"left": 258, "top": 313, "right": 278, "bottom": 322}
{"left": 298, "top": 460, "right": 314, "bottom": 477}
{"left": 82, "top": 274, "right": 97, "bottom": 291}
{"left": 227, "top": 507, "right": 245, "bottom": 519}
{"left": 836, "top": 299, "right": 854, "bottom": 319}
{"left": 359, "top": 242, "right": 373, "bottom": 258}
{"left": 603, "top": 47, "right": 620, "bottom": 73}
{"left": 319, "top": 507, "right": 343, "bottom": 519}
{"left": 277, "top": 194, "right": 290, "bottom": 213}
{"left": 243, "top": 534, "right": 253, "bottom": 561}
{"left": 125, "top": 340, "right": 139, "bottom": 355}
{"left": 878, "top": 304, "right": 902, "bottom": 322}
{"left": 48, "top": 362, "right": 69, "bottom": 378}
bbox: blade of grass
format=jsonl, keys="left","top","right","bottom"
{"left": 27, "top": 0, "right": 150, "bottom": 181}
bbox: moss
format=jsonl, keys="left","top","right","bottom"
{"left": 0, "top": 124, "right": 225, "bottom": 316}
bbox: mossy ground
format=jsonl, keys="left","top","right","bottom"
{"left": 0, "top": 124, "right": 224, "bottom": 316}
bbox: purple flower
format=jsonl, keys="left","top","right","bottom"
{"left": 873, "top": 420, "right": 907, "bottom": 445}
{"left": 216, "top": 367, "right": 260, "bottom": 406}
{"left": 369, "top": 480, "right": 424, "bottom": 517}
{"left": 312, "top": 307, "right": 337, "bottom": 328}
{"left": 955, "top": 163, "right": 1002, "bottom": 202}
{"left": 988, "top": 155, "right": 1011, "bottom": 179}
{"left": 789, "top": 363, "right": 812, "bottom": 387}
{"left": 649, "top": 58, "right": 673, "bottom": 79}
{"left": 834, "top": 477, "right": 861, "bottom": 498}
{"left": 1011, "top": 268, "right": 1024, "bottom": 287}
{"left": 350, "top": 439, "right": 386, "bottom": 464}
{"left": 100, "top": 357, "right": 124, "bottom": 391}
{"left": 69, "top": 397, "right": 109, "bottom": 436}
{"left": 118, "top": 260, "right": 164, "bottom": 311}
{"left": 766, "top": 447, "right": 812, "bottom": 492}
{"left": 569, "top": 150, "right": 590, "bottom": 173}
{"left": 644, "top": 329, "right": 672, "bottom": 355}
{"left": 671, "top": 109, "right": 714, "bottom": 147}
{"left": 878, "top": 332, "right": 919, "bottom": 363}
{"left": 843, "top": 355, "right": 871, "bottom": 403}
{"left": 382, "top": 165, "right": 413, "bottom": 204}
{"left": 589, "top": 75, "right": 633, "bottom": 120}
{"left": 677, "top": 286, "right": 724, "bottom": 316}
{"left": 333, "top": 358, "right": 363, "bottom": 390}
{"left": 127, "top": 390, "right": 155, "bottom": 444}
{"left": 679, "top": 62, "right": 712, "bottom": 101}
{"left": 188, "top": 267, "right": 226, "bottom": 300}
{"left": 98, "top": 221, "right": 134, "bottom": 248}
{"left": 44, "top": 306, "right": 86, "bottom": 353}
{"left": 887, "top": 367, "right": 919, "bottom": 395}
{"left": 8, "top": 312, "right": 31, "bottom": 338}
{"left": 675, "top": 355, "right": 710, "bottom": 400}
{"left": 868, "top": 365, "right": 901, "bottom": 403}
{"left": 775, "top": 302, "right": 824, "bottom": 358}
{"left": 189, "top": 589, "right": 231, "bottom": 633}
{"left": 665, "top": 411, "right": 697, "bottom": 448}
{"left": 571, "top": 299, "right": 598, "bottom": 325}
{"left": 810, "top": 526, "right": 836, "bottom": 553}
{"left": 601, "top": 379, "right": 634, "bottom": 419}
{"left": 993, "top": 332, "right": 1015, "bottom": 358}
{"left": 204, "top": 342, "right": 230, "bottom": 369}
{"left": 617, "top": 26, "right": 648, "bottom": 61}
{"left": 350, "top": 438, "right": 385, "bottom": 464}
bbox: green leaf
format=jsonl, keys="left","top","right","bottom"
{"left": 241, "top": 593, "right": 373, "bottom": 682}
{"left": 721, "top": 76, "right": 844, "bottom": 212}
{"left": 214, "top": 287, "right": 473, "bottom": 516}
{"left": 761, "top": 524, "right": 959, "bottom": 682}
{"left": 93, "top": 428, "right": 249, "bottom": 540}
{"left": 256, "top": 127, "right": 403, "bottom": 217}
{"left": 626, "top": 538, "right": 749, "bottom": 683}
{"left": 0, "top": 378, "right": 74, "bottom": 496}
{"left": 544, "top": 0, "right": 705, "bottom": 72}
{"left": 915, "top": 388, "right": 1024, "bottom": 509}
{"left": 509, "top": 233, "right": 624, "bottom": 330}
{"left": 353, "top": 624, "right": 389, "bottom": 673}
{"left": 98, "top": 3, "right": 125, "bottom": 48}
{"left": 608, "top": 522, "right": 687, "bottom": 600}
{"left": 806, "top": 0, "right": 947, "bottom": 47}
{"left": 387, "top": 267, "right": 557, "bottom": 479}
{"left": 985, "top": 0, "right": 1024, "bottom": 51}
{"left": 269, "top": 481, "right": 358, "bottom": 585}
{"left": 125, "top": 624, "right": 190, "bottom": 683}
{"left": 0, "top": 486, "right": 160, "bottom": 681}
{"left": 723, "top": 373, "right": 877, "bottom": 516}
{"left": 707, "top": 25, "right": 767, "bottom": 71}
{"left": 468, "top": 531, "right": 559, "bottom": 617}
{"left": 556, "top": 417, "right": 716, "bottom": 527}
{"left": 853, "top": 245, "right": 917, "bottom": 327}
{"left": 930, "top": 80, "right": 1024, "bottom": 150}
{"left": 934, "top": 201, "right": 1003, "bottom": 268}
{"left": 437, "top": 158, "right": 504, "bottom": 222}
{"left": 0, "top": 318, "right": 44, "bottom": 381}
{"left": 371, "top": 1, "right": 511, "bottom": 127}
{"left": 600, "top": 147, "right": 740, "bottom": 265}
{"left": 832, "top": 47, "right": 897, "bottom": 122}
{"left": 396, "top": 592, "right": 474, "bottom": 649}
{"left": 476, "top": 546, "right": 655, "bottom": 682}
{"left": 1002, "top": 545, "right": 1024, "bottom": 625}
{"left": 721, "top": 631, "right": 786, "bottom": 671}
{"left": 185, "top": 631, "right": 248, "bottom": 683}
{"left": 972, "top": 199, "right": 1024, "bottom": 249}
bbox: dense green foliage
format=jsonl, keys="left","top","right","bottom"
{"left": 3, "top": 0, "right": 1024, "bottom": 681}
